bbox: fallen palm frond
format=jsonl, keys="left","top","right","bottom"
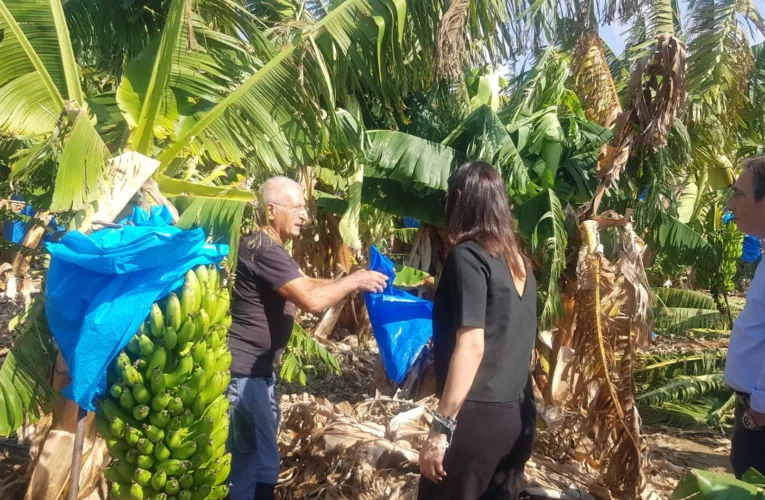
{"left": 636, "top": 374, "right": 727, "bottom": 407}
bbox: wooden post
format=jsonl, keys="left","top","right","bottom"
{"left": 66, "top": 407, "right": 88, "bottom": 500}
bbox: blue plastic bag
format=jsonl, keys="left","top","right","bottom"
{"left": 2, "top": 195, "right": 65, "bottom": 244}
{"left": 44, "top": 206, "right": 228, "bottom": 411}
{"left": 363, "top": 246, "right": 433, "bottom": 384}
{"left": 741, "top": 235, "right": 762, "bottom": 263}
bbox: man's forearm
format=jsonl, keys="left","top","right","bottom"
{"left": 302, "top": 276, "right": 359, "bottom": 313}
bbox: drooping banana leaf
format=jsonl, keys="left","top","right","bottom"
{"left": 671, "top": 469, "right": 765, "bottom": 499}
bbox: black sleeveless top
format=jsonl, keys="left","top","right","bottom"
{"left": 432, "top": 241, "right": 537, "bottom": 402}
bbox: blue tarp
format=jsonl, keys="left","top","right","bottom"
{"left": 723, "top": 211, "right": 761, "bottom": 263}
{"left": 44, "top": 206, "right": 228, "bottom": 411}
{"left": 363, "top": 246, "right": 433, "bottom": 384}
{"left": 2, "top": 195, "right": 64, "bottom": 245}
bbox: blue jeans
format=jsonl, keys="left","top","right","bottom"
{"left": 226, "top": 373, "right": 281, "bottom": 499}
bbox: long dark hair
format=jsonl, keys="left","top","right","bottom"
{"left": 445, "top": 161, "right": 529, "bottom": 279}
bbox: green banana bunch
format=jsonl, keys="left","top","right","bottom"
{"left": 97, "top": 264, "right": 233, "bottom": 498}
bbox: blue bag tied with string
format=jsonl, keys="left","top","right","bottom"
{"left": 45, "top": 206, "right": 228, "bottom": 411}
{"left": 363, "top": 246, "right": 433, "bottom": 384}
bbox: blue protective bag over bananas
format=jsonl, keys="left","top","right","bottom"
{"left": 45, "top": 206, "right": 227, "bottom": 410}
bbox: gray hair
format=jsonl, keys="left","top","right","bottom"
{"left": 259, "top": 176, "right": 303, "bottom": 205}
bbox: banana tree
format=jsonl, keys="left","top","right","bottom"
{"left": 0, "top": 0, "right": 431, "bottom": 437}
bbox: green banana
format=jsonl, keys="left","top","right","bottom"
{"left": 147, "top": 347, "right": 168, "bottom": 379}
{"left": 165, "top": 478, "right": 181, "bottom": 496}
{"left": 199, "top": 350, "right": 215, "bottom": 378}
{"left": 187, "top": 270, "right": 203, "bottom": 311}
{"left": 180, "top": 281, "right": 197, "bottom": 318}
{"left": 177, "top": 384, "right": 195, "bottom": 408}
{"left": 156, "top": 459, "right": 187, "bottom": 476}
{"left": 195, "top": 265, "right": 209, "bottom": 287}
{"left": 134, "top": 468, "right": 152, "bottom": 487}
{"left": 178, "top": 473, "right": 194, "bottom": 490}
{"left": 208, "top": 265, "right": 219, "bottom": 293}
{"left": 171, "top": 440, "right": 197, "bottom": 460}
{"left": 193, "top": 309, "right": 210, "bottom": 342}
{"left": 133, "top": 405, "right": 150, "bottom": 421}
{"left": 150, "top": 304, "right": 166, "bottom": 338}
{"left": 129, "top": 481, "right": 145, "bottom": 500}
{"left": 166, "top": 429, "right": 183, "bottom": 450}
{"left": 136, "top": 453, "right": 155, "bottom": 469}
{"left": 152, "top": 494, "right": 168, "bottom": 500}
{"left": 163, "top": 327, "right": 178, "bottom": 351}
{"left": 166, "top": 293, "right": 182, "bottom": 331}
{"left": 151, "top": 367, "right": 167, "bottom": 394}
{"left": 117, "top": 459, "right": 138, "bottom": 481}
{"left": 111, "top": 482, "right": 131, "bottom": 500}
{"left": 151, "top": 391, "right": 172, "bottom": 412}
{"left": 191, "top": 393, "right": 205, "bottom": 417}
{"left": 190, "top": 341, "right": 206, "bottom": 364}
{"left": 167, "top": 397, "right": 184, "bottom": 415}
{"left": 143, "top": 424, "right": 165, "bottom": 443}
{"left": 214, "top": 352, "right": 232, "bottom": 373}
{"left": 190, "top": 485, "right": 212, "bottom": 500}
{"left": 100, "top": 399, "right": 140, "bottom": 428}
{"left": 164, "top": 354, "right": 193, "bottom": 388}
{"left": 115, "top": 351, "right": 131, "bottom": 373}
{"left": 202, "top": 395, "right": 229, "bottom": 423}
{"left": 211, "top": 289, "right": 230, "bottom": 325}
{"left": 210, "top": 426, "right": 227, "bottom": 451}
{"left": 120, "top": 390, "right": 137, "bottom": 410}
{"left": 213, "top": 455, "right": 231, "bottom": 486}
{"left": 201, "top": 371, "right": 229, "bottom": 405}
{"left": 127, "top": 336, "right": 142, "bottom": 355}
{"left": 188, "top": 364, "right": 207, "bottom": 392}
{"left": 178, "top": 492, "right": 191, "bottom": 500}
{"left": 206, "top": 328, "right": 220, "bottom": 352}
{"left": 95, "top": 414, "right": 112, "bottom": 439}
{"left": 192, "top": 467, "right": 207, "bottom": 487}
{"left": 110, "top": 416, "right": 126, "bottom": 438}
{"left": 188, "top": 452, "right": 203, "bottom": 470}
{"left": 133, "top": 384, "right": 151, "bottom": 405}
{"left": 202, "top": 288, "right": 217, "bottom": 324}
{"left": 134, "top": 358, "right": 148, "bottom": 372}
{"left": 197, "top": 438, "right": 214, "bottom": 463}
{"left": 177, "top": 318, "right": 195, "bottom": 346}
{"left": 137, "top": 438, "right": 155, "bottom": 455}
{"left": 110, "top": 382, "right": 125, "bottom": 399}
{"left": 151, "top": 470, "right": 168, "bottom": 491}
{"left": 210, "top": 486, "right": 228, "bottom": 499}
{"left": 105, "top": 464, "right": 124, "bottom": 484}
{"left": 154, "top": 440, "right": 172, "bottom": 461}
{"left": 121, "top": 364, "right": 144, "bottom": 388}
{"left": 221, "top": 315, "right": 232, "bottom": 329}
{"left": 105, "top": 437, "right": 130, "bottom": 462}
{"left": 138, "top": 334, "right": 155, "bottom": 356}
{"left": 125, "top": 426, "right": 143, "bottom": 446}
{"left": 150, "top": 409, "right": 172, "bottom": 428}
{"left": 181, "top": 410, "right": 194, "bottom": 428}
{"left": 126, "top": 448, "right": 140, "bottom": 464}
{"left": 166, "top": 416, "right": 183, "bottom": 432}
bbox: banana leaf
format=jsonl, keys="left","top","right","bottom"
{"left": 671, "top": 469, "right": 765, "bottom": 499}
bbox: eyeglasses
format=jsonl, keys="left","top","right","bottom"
{"left": 271, "top": 202, "right": 308, "bottom": 216}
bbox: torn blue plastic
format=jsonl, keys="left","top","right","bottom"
{"left": 363, "top": 246, "right": 433, "bottom": 384}
{"left": 44, "top": 206, "right": 228, "bottom": 411}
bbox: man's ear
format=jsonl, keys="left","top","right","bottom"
{"left": 267, "top": 203, "right": 277, "bottom": 221}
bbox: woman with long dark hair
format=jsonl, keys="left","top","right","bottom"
{"left": 418, "top": 161, "right": 537, "bottom": 499}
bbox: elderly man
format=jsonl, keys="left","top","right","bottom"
{"left": 226, "top": 176, "right": 388, "bottom": 499}
{"left": 725, "top": 156, "right": 765, "bottom": 478}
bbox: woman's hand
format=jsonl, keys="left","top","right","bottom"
{"left": 419, "top": 432, "right": 448, "bottom": 483}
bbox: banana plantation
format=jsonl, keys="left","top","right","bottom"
{"left": 0, "top": 0, "right": 763, "bottom": 498}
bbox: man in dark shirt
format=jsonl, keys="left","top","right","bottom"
{"left": 226, "top": 176, "right": 387, "bottom": 500}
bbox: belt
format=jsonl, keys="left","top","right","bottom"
{"left": 736, "top": 391, "right": 751, "bottom": 408}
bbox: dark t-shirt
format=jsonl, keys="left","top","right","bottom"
{"left": 432, "top": 241, "right": 537, "bottom": 402}
{"left": 228, "top": 231, "right": 302, "bottom": 377}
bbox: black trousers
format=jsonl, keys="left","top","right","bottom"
{"left": 418, "top": 392, "right": 536, "bottom": 500}
{"left": 731, "top": 402, "right": 765, "bottom": 478}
